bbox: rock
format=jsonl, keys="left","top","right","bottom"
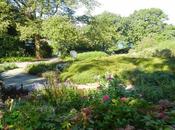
{"left": 0, "top": 101, "right": 6, "bottom": 109}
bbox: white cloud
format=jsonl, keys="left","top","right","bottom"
{"left": 93, "top": 0, "right": 175, "bottom": 24}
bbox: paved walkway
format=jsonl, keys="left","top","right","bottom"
{"left": 0, "top": 58, "right": 58, "bottom": 90}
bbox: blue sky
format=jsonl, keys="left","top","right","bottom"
{"left": 92, "top": 0, "right": 175, "bottom": 24}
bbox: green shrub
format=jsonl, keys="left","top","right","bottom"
{"left": 27, "top": 63, "right": 50, "bottom": 75}
{"left": 129, "top": 38, "right": 175, "bottom": 58}
{"left": 0, "top": 63, "right": 17, "bottom": 73}
{"left": 77, "top": 51, "right": 108, "bottom": 61}
{"left": 0, "top": 36, "right": 36, "bottom": 58}
{"left": 26, "top": 62, "right": 61, "bottom": 75}
{"left": 39, "top": 41, "right": 53, "bottom": 58}
{"left": 0, "top": 57, "right": 35, "bottom": 63}
{"left": 153, "top": 49, "right": 173, "bottom": 58}
{"left": 2, "top": 81, "right": 175, "bottom": 130}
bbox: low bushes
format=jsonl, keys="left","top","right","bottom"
{"left": 0, "top": 63, "right": 17, "bottom": 73}
{"left": 26, "top": 63, "right": 56, "bottom": 75}
{"left": 39, "top": 41, "right": 53, "bottom": 58}
{"left": 76, "top": 51, "right": 108, "bottom": 61}
{"left": 110, "top": 73, "right": 175, "bottom": 102}
{"left": 0, "top": 36, "right": 27, "bottom": 58}
{"left": 129, "top": 38, "right": 175, "bottom": 58}
{"left": 1, "top": 78, "right": 175, "bottom": 129}
{"left": 26, "top": 62, "right": 68, "bottom": 76}
{"left": 0, "top": 57, "right": 35, "bottom": 63}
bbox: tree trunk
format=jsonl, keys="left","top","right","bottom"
{"left": 35, "top": 34, "right": 42, "bottom": 59}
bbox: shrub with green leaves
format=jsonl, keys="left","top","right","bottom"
{"left": 0, "top": 57, "right": 35, "bottom": 63}
{"left": 2, "top": 80, "right": 175, "bottom": 130}
{"left": 26, "top": 63, "right": 54, "bottom": 75}
{"left": 0, "top": 63, "right": 17, "bottom": 73}
{"left": 77, "top": 51, "right": 108, "bottom": 61}
{"left": 129, "top": 38, "right": 175, "bottom": 58}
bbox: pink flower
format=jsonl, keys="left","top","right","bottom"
{"left": 120, "top": 97, "right": 128, "bottom": 102}
{"left": 103, "top": 95, "right": 110, "bottom": 102}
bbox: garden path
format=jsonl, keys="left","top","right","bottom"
{"left": 0, "top": 58, "right": 58, "bottom": 90}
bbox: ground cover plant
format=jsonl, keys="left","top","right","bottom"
{"left": 0, "top": 63, "right": 17, "bottom": 73}
{"left": 1, "top": 78, "right": 175, "bottom": 130}
{"left": 0, "top": 57, "right": 35, "bottom": 63}
{"left": 60, "top": 53, "right": 175, "bottom": 84}
{"left": 1, "top": 0, "right": 175, "bottom": 129}
{"left": 129, "top": 39, "right": 175, "bottom": 58}
{"left": 27, "top": 51, "right": 107, "bottom": 77}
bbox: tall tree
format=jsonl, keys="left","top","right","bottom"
{"left": 116, "top": 8, "right": 168, "bottom": 45}
{"left": 0, "top": 0, "right": 12, "bottom": 36}
{"left": 42, "top": 16, "right": 79, "bottom": 54}
{"left": 7, "top": 0, "right": 98, "bottom": 59}
{"left": 84, "top": 12, "right": 120, "bottom": 51}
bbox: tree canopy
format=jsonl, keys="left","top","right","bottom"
{"left": 6, "top": 0, "right": 98, "bottom": 58}
{"left": 1, "top": 3, "right": 175, "bottom": 57}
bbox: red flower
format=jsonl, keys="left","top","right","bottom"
{"left": 120, "top": 97, "right": 128, "bottom": 102}
{"left": 103, "top": 95, "right": 110, "bottom": 102}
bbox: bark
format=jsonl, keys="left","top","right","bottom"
{"left": 35, "top": 34, "right": 42, "bottom": 59}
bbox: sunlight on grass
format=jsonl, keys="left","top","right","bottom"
{"left": 61, "top": 55, "right": 175, "bottom": 84}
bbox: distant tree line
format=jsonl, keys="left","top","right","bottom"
{"left": 0, "top": 0, "right": 175, "bottom": 58}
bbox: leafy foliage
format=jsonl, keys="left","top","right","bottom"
{"left": 0, "top": 57, "right": 35, "bottom": 63}
{"left": 129, "top": 38, "right": 175, "bottom": 58}
{"left": 0, "top": 0, "right": 12, "bottom": 35}
{"left": 60, "top": 52, "right": 175, "bottom": 84}
{"left": 42, "top": 16, "right": 79, "bottom": 54}
{"left": 116, "top": 8, "right": 168, "bottom": 44}
{"left": 0, "top": 63, "right": 17, "bottom": 73}
{"left": 2, "top": 79, "right": 175, "bottom": 129}
{"left": 84, "top": 12, "right": 120, "bottom": 51}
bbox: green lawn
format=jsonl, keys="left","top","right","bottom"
{"left": 61, "top": 55, "right": 175, "bottom": 84}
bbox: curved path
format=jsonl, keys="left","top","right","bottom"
{"left": 0, "top": 58, "right": 58, "bottom": 90}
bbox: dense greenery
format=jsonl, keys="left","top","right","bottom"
{"left": 1, "top": 0, "right": 175, "bottom": 58}
{"left": 129, "top": 39, "right": 175, "bottom": 58}
{"left": 0, "top": 57, "right": 35, "bottom": 63}
{"left": 1, "top": 78, "right": 175, "bottom": 129}
{"left": 0, "top": 63, "right": 17, "bottom": 73}
{"left": 0, "top": 0, "right": 98, "bottom": 58}
{"left": 1, "top": 0, "right": 175, "bottom": 129}
{"left": 59, "top": 53, "right": 175, "bottom": 84}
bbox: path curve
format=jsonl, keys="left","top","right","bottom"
{"left": 0, "top": 57, "right": 58, "bottom": 90}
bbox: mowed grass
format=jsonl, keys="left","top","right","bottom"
{"left": 61, "top": 55, "right": 175, "bottom": 84}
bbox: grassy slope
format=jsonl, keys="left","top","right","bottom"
{"left": 61, "top": 55, "right": 175, "bottom": 84}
